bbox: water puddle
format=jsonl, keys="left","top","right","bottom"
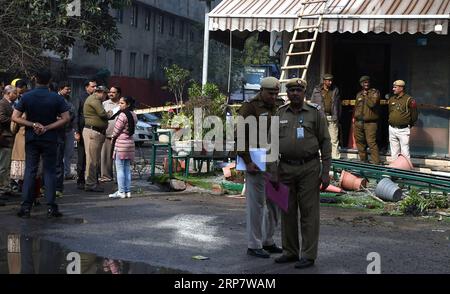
{"left": 0, "top": 233, "right": 188, "bottom": 274}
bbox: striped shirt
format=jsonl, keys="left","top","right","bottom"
{"left": 112, "top": 112, "right": 137, "bottom": 160}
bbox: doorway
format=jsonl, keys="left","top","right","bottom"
{"left": 333, "top": 35, "right": 391, "bottom": 153}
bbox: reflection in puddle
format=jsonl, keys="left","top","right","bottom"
{"left": 1, "top": 233, "right": 187, "bottom": 274}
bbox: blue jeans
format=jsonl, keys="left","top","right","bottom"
{"left": 115, "top": 158, "right": 131, "bottom": 193}
{"left": 22, "top": 140, "right": 57, "bottom": 209}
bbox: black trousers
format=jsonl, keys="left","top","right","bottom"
{"left": 21, "top": 140, "right": 57, "bottom": 209}
{"left": 76, "top": 136, "right": 86, "bottom": 184}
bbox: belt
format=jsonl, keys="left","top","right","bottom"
{"left": 84, "top": 125, "right": 106, "bottom": 135}
{"left": 355, "top": 118, "right": 377, "bottom": 123}
{"left": 281, "top": 153, "right": 319, "bottom": 165}
{"left": 390, "top": 124, "right": 409, "bottom": 129}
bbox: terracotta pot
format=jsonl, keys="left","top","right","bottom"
{"left": 321, "top": 184, "right": 344, "bottom": 193}
{"left": 339, "top": 170, "right": 367, "bottom": 191}
{"left": 388, "top": 154, "right": 413, "bottom": 170}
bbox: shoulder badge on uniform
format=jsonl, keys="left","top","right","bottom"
{"left": 409, "top": 98, "right": 417, "bottom": 108}
{"left": 306, "top": 101, "right": 320, "bottom": 110}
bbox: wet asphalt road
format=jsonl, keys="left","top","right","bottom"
{"left": 0, "top": 174, "right": 449, "bottom": 274}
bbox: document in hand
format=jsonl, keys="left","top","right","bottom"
{"left": 236, "top": 148, "right": 266, "bottom": 171}
{"left": 264, "top": 175, "right": 289, "bottom": 213}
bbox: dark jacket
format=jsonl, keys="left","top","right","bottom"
{"left": 0, "top": 97, "right": 15, "bottom": 147}
{"left": 310, "top": 84, "right": 341, "bottom": 122}
{"left": 74, "top": 92, "right": 90, "bottom": 133}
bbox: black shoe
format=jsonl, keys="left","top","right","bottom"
{"left": 247, "top": 248, "right": 270, "bottom": 258}
{"left": 85, "top": 186, "right": 104, "bottom": 192}
{"left": 294, "top": 258, "right": 315, "bottom": 269}
{"left": 77, "top": 183, "right": 85, "bottom": 190}
{"left": 17, "top": 208, "right": 31, "bottom": 218}
{"left": 263, "top": 244, "right": 283, "bottom": 254}
{"left": 47, "top": 207, "right": 63, "bottom": 218}
{"left": 274, "top": 254, "right": 299, "bottom": 263}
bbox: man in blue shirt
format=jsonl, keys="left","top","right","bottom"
{"left": 12, "top": 69, "right": 70, "bottom": 218}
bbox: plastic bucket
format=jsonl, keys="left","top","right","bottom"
{"left": 388, "top": 154, "right": 413, "bottom": 170}
{"left": 339, "top": 170, "right": 367, "bottom": 191}
{"left": 375, "top": 178, "right": 402, "bottom": 202}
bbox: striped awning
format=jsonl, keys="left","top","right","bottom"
{"left": 209, "top": 0, "right": 450, "bottom": 34}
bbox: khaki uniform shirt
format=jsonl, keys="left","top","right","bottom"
{"left": 83, "top": 94, "right": 108, "bottom": 130}
{"left": 277, "top": 102, "right": 332, "bottom": 174}
{"left": 237, "top": 93, "right": 285, "bottom": 164}
{"left": 388, "top": 93, "right": 418, "bottom": 127}
{"left": 321, "top": 88, "right": 333, "bottom": 115}
{"left": 354, "top": 88, "right": 380, "bottom": 122}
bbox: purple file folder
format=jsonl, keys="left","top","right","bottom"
{"left": 264, "top": 175, "right": 289, "bottom": 213}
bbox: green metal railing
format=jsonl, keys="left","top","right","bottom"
{"left": 331, "top": 159, "right": 450, "bottom": 194}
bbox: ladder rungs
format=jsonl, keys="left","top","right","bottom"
{"left": 281, "top": 65, "right": 308, "bottom": 70}
{"left": 290, "top": 38, "right": 316, "bottom": 43}
{"left": 302, "top": 0, "right": 328, "bottom": 5}
{"left": 295, "top": 24, "right": 320, "bottom": 30}
{"left": 297, "top": 13, "right": 322, "bottom": 17}
{"left": 286, "top": 51, "right": 312, "bottom": 56}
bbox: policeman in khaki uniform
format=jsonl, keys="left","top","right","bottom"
{"left": 237, "top": 77, "right": 285, "bottom": 258}
{"left": 388, "top": 80, "right": 418, "bottom": 159}
{"left": 353, "top": 76, "right": 381, "bottom": 164}
{"left": 310, "top": 74, "right": 341, "bottom": 159}
{"left": 273, "top": 78, "right": 331, "bottom": 269}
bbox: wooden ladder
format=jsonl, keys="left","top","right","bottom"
{"left": 279, "top": 0, "right": 328, "bottom": 97}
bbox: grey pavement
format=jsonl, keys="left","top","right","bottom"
{"left": 0, "top": 178, "right": 449, "bottom": 274}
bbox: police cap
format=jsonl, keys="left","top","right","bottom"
{"left": 322, "top": 74, "right": 334, "bottom": 80}
{"left": 260, "top": 77, "right": 280, "bottom": 90}
{"left": 95, "top": 85, "right": 109, "bottom": 92}
{"left": 393, "top": 80, "right": 406, "bottom": 87}
{"left": 285, "top": 78, "right": 307, "bottom": 89}
{"left": 359, "top": 76, "right": 370, "bottom": 83}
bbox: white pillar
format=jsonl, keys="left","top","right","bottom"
{"left": 202, "top": 2, "right": 211, "bottom": 88}
{"left": 320, "top": 33, "right": 327, "bottom": 78}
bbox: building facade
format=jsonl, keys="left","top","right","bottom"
{"left": 64, "top": 0, "right": 218, "bottom": 107}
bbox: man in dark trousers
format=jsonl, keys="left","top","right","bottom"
{"left": 0, "top": 85, "right": 18, "bottom": 195}
{"left": 13, "top": 69, "right": 70, "bottom": 218}
{"left": 74, "top": 79, "right": 97, "bottom": 189}
{"left": 353, "top": 76, "right": 381, "bottom": 164}
{"left": 274, "top": 78, "right": 331, "bottom": 269}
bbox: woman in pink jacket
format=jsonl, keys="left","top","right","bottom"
{"left": 109, "top": 96, "right": 137, "bottom": 199}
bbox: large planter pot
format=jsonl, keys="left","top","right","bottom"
{"left": 173, "top": 140, "right": 193, "bottom": 155}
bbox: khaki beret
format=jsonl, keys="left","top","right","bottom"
{"left": 260, "top": 77, "right": 280, "bottom": 90}
{"left": 393, "top": 80, "right": 406, "bottom": 87}
{"left": 322, "top": 74, "right": 334, "bottom": 80}
{"left": 285, "top": 78, "right": 307, "bottom": 89}
{"left": 359, "top": 76, "right": 370, "bottom": 83}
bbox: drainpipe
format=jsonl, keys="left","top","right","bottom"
{"left": 201, "top": 0, "right": 212, "bottom": 88}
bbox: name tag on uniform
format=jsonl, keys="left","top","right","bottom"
{"left": 260, "top": 112, "right": 269, "bottom": 116}
{"left": 296, "top": 127, "right": 304, "bottom": 139}
{"left": 280, "top": 120, "right": 288, "bottom": 124}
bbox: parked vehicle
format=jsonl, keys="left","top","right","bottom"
{"left": 133, "top": 120, "right": 153, "bottom": 146}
